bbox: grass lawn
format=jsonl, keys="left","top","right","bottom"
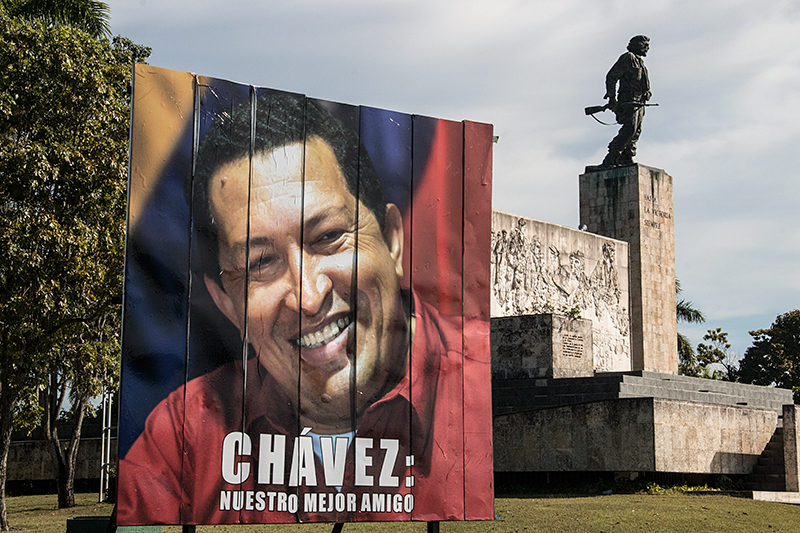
{"left": 6, "top": 492, "right": 800, "bottom": 532}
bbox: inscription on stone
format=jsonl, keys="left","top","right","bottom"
{"left": 562, "top": 333, "right": 584, "bottom": 358}
{"left": 644, "top": 206, "right": 672, "bottom": 219}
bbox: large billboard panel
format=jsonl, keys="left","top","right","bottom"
{"left": 118, "top": 64, "right": 493, "bottom": 525}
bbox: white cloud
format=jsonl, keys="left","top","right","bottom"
{"left": 107, "top": 0, "right": 800, "bottom": 356}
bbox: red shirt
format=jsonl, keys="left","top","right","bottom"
{"left": 117, "top": 294, "right": 491, "bottom": 525}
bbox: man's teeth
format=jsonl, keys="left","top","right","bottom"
{"left": 298, "top": 316, "right": 351, "bottom": 348}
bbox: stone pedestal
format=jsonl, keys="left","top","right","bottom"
{"left": 491, "top": 314, "right": 594, "bottom": 379}
{"left": 579, "top": 164, "right": 677, "bottom": 374}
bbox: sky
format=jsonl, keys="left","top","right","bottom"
{"left": 106, "top": 0, "right": 800, "bottom": 360}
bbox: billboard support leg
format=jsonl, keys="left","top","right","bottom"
{"left": 427, "top": 521, "right": 440, "bottom": 533}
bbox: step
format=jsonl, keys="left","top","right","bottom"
{"left": 752, "top": 464, "right": 785, "bottom": 475}
{"left": 761, "top": 447, "right": 784, "bottom": 460}
{"left": 755, "top": 456, "right": 784, "bottom": 468}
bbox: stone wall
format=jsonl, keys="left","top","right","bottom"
{"left": 494, "top": 398, "right": 655, "bottom": 472}
{"left": 653, "top": 400, "right": 775, "bottom": 474}
{"left": 491, "top": 210, "right": 630, "bottom": 372}
{"left": 494, "top": 398, "right": 777, "bottom": 475}
{"left": 7, "top": 438, "right": 116, "bottom": 481}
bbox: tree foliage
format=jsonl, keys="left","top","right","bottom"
{"left": 738, "top": 310, "right": 800, "bottom": 402}
{"left": 0, "top": 10, "right": 146, "bottom": 524}
{"left": 1, "top": 0, "right": 111, "bottom": 38}
{"left": 676, "top": 278, "right": 706, "bottom": 377}
{"left": 693, "top": 328, "right": 737, "bottom": 381}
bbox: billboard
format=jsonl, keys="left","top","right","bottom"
{"left": 117, "top": 64, "right": 493, "bottom": 525}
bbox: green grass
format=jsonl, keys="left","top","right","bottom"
{"left": 6, "top": 492, "right": 800, "bottom": 533}
{"left": 5, "top": 493, "right": 113, "bottom": 532}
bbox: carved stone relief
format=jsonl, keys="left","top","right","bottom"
{"left": 491, "top": 211, "right": 631, "bottom": 372}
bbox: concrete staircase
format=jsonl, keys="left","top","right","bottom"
{"left": 493, "top": 371, "right": 793, "bottom": 416}
{"left": 745, "top": 426, "right": 786, "bottom": 492}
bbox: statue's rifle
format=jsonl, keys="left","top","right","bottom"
{"left": 584, "top": 102, "right": 659, "bottom": 125}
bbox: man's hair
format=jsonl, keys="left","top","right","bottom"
{"left": 627, "top": 35, "right": 650, "bottom": 52}
{"left": 194, "top": 91, "right": 388, "bottom": 280}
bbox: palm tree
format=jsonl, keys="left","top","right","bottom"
{"left": 676, "top": 278, "right": 706, "bottom": 375}
{"left": 3, "top": 0, "right": 110, "bottom": 38}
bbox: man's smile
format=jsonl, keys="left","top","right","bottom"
{"left": 296, "top": 315, "right": 352, "bottom": 349}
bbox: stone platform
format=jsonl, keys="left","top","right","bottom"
{"left": 493, "top": 373, "right": 794, "bottom": 478}
{"left": 493, "top": 371, "right": 793, "bottom": 416}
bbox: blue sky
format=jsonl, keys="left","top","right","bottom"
{"left": 107, "top": 0, "right": 800, "bottom": 359}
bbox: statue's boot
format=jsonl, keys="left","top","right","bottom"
{"left": 617, "top": 155, "right": 635, "bottom": 167}
{"left": 600, "top": 151, "right": 619, "bottom": 168}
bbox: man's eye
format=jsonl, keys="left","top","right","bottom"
{"left": 251, "top": 253, "right": 277, "bottom": 269}
{"left": 249, "top": 252, "right": 281, "bottom": 279}
{"left": 316, "top": 229, "right": 345, "bottom": 245}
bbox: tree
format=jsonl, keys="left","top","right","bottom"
{"left": 695, "top": 328, "right": 737, "bottom": 381}
{"left": 676, "top": 278, "right": 706, "bottom": 376}
{"left": 0, "top": 12, "right": 146, "bottom": 524}
{"left": 1, "top": 0, "right": 110, "bottom": 38}
{"left": 38, "top": 312, "right": 120, "bottom": 509}
{"left": 738, "top": 310, "right": 800, "bottom": 402}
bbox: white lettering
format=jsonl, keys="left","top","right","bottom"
{"left": 393, "top": 493, "right": 403, "bottom": 513}
{"left": 371, "top": 493, "right": 386, "bottom": 512}
{"left": 335, "top": 492, "right": 346, "bottom": 512}
{"left": 347, "top": 492, "right": 357, "bottom": 512}
{"left": 360, "top": 492, "right": 371, "bottom": 512}
{"left": 379, "top": 439, "right": 400, "bottom": 487}
{"left": 257, "top": 434, "right": 286, "bottom": 484}
{"left": 221, "top": 432, "right": 251, "bottom": 484}
{"left": 355, "top": 437, "right": 373, "bottom": 486}
{"left": 304, "top": 493, "right": 317, "bottom": 513}
{"left": 277, "top": 492, "right": 288, "bottom": 512}
{"left": 289, "top": 429, "right": 317, "bottom": 487}
{"left": 320, "top": 436, "right": 349, "bottom": 486}
{"left": 219, "top": 491, "right": 231, "bottom": 511}
{"left": 255, "top": 491, "right": 266, "bottom": 511}
{"left": 287, "top": 494, "right": 299, "bottom": 514}
{"left": 404, "top": 493, "right": 414, "bottom": 512}
{"left": 232, "top": 491, "right": 244, "bottom": 511}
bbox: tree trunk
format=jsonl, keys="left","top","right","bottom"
{"left": 47, "top": 423, "right": 69, "bottom": 508}
{"left": 0, "top": 382, "right": 18, "bottom": 531}
{"left": 56, "top": 395, "right": 88, "bottom": 509}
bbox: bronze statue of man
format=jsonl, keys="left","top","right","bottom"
{"left": 599, "top": 35, "right": 651, "bottom": 168}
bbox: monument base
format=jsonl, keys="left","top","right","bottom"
{"left": 492, "top": 372, "right": 794, "bottom": 487}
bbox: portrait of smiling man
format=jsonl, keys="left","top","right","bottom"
{"left": 117, "top": 85, "right": 493, "bottom": 526}
{"left": 201, "top": 102, "right": 408, "bottom": 436}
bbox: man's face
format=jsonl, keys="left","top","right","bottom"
{"left": 204, "top": 137, "right": 407, "bottom": 432}
{"left": 636, "top": 41, "right": 649, "bottom": 57}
